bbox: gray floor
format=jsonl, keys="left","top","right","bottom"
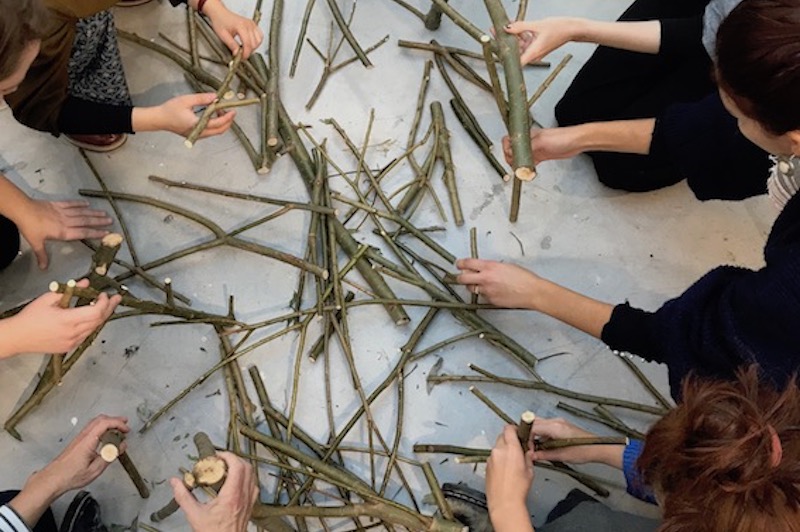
{"left": 0, "top": 0, "right": 775, "bottom": 530}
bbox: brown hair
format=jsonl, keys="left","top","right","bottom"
{"left": 0, "top": 0, "right": 50, "bottom": 80}
{"left": 715, "top": 0, "right": 800, "bottom": 135}
{"left": 638, "top": 366, "right": 800, "bottom": 532}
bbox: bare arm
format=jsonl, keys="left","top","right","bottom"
{"left": 506, "top": 18, "right": 661, "bottom": 64}
{"left": 456, "top": 259, "right": 613, "bottom": 339}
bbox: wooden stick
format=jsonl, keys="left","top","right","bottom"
{"left": 289, "top": 0, "right": 316, "bottom": 77}
{"left": 324, "top": 0, "right": 371, "bottom": 67}
{"left": 430, "top": 102, "right": 463, "bottom": 226}
{"left": 99, "top": 429, "right": 150, "bottom": 498}
{"left": 185, "top": 48, "right": 244, "bottom": 148}
{"left": 517, "top": 411, "right": 536, "bottom": 451}
{"left": 266, "top": 0, "right": 283, "bottom": 149}
{"left": 527, "top": 54, "right": 573, "bottom": 108}
{"left": 51, "top": 279, "right": 75, "bottom": 385}
{"left": 536, "top": 436, "right": 629, "bottom": 451}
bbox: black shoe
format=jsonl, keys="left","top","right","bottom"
{"left": 441, "top": 482, "right": 494, "bottom": 532}
{"left": 59, "top": 491, "right": 108, "bottom": 532}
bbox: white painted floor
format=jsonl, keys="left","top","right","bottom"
{"left": 0, "top": 0, "right": 774, "bottom": 530}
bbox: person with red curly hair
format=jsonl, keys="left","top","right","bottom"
{"left": 484, "top": 366, "right": 800, "bottom": 531}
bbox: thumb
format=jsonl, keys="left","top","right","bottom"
{"left": 217, "top": 31, "right": 241, "bottom": 56}
{"left": 525, "top": 450, "right": 535, "bottom": 473}
{"left": 504, "top": 21, "right": 534, "bottom": 35}
{"left": 33, "top": 242, "right": 49, "bottom": 270}
{"left": 171, "top": 478, "right": 201, "bottom": 514}
{"left": 183, "top": 92, "right": 219, "bottom": 107}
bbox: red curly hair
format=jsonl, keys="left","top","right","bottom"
{"left": 638, "top": 366, "right": 800, "bottom": 531}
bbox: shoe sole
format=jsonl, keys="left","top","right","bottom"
{"left": 116, "top": 0, "right": 154, "bottom": 6}
{"left": 65, "top": 134, "right": 128, "bottom": 153}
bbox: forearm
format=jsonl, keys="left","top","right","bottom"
{"left": 532, "top": 279, "right": 614, "bottom": 339}
{"left": 568, "top": 119, "right": 656, "bottom": 155}
{"left": 491, "top": 506, "right": 535, "bottom": 532}
{"left": 131, "top": 106, "right": 167, "bottom": 133}
{"left": 7, "top": 471, "right": 62, "bottom": 530}
{"left": 0, "top": 317, "right": 25, "bottom": 359}
{"left": 574, "top": 19, "right": 661, "bottom": 54}
{"left": 0, "top": 175, "right": 35, "bottom": 227}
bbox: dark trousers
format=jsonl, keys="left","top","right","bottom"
{"left": 0, "top": 215, "right": 20, "bottom": 271}
{"left": 0, "top": 490, "right": 58, "bottom": 532}
{"left": 555, "top": 0, "right": 769, "bottom": 197}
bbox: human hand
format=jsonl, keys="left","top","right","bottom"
{"left": 503, "top": 128, "right": 584, "bottom": 166}
{"left": 15, "top": 200, "right": 112, "bottom": 270}
{"left": 486, "top": 425, "right": 534, "bottom": 530}
{"left": 31, "top": 415, "right": 130, "bottom": 498}
{"left": 147, "top": 93, "right": 237, "bottom": 140}
{"left": 171, "top": 452, "right": 258, "bottom": 532}
{"left": 456, "top": 258, "right": 542, "bottom": 310}
{"left": 505, "top": 18, "right": 583, "bottom": 64}
{"left": 1, "top": 279, "right": 121, "bottom": 357}
{"left": 204, "top": 0, "right": 264, "bottom": 59}
{"left": 530, "top": 417, "right": 602, "bottom": 464}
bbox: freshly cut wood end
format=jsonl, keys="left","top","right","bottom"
{"left": 192, "top": 456, "right": 227, "bottom": 486}
{"left": 321, "top": 270, "right": 330, "bottom": 280}
{"left": 66, "top": 279, "right": 77, "bottom": 288}
{"left": 183, "top": 470, "right": 197, "bottom": 490}
{"left": 49, "top": 281, "right": 60, "bottom": 293}
{"left": 223, "top": 90, "right": 235, "bottom": 100}
{"left": 521, "top": 411, "right": 536, "bottom": 424}
{"left": 102, "top": 233, "right": 124, "bottom": 247}
{"left": 396, "top": 317, "right": 411, "bottom": 326}
{"left": 184, "top": 139, "right": 194, "bottom": 149}
{"left": 267, "top": 137, "right": 279, "bottom": 147}
{"left": 503, "top": 173, "right": 511, "bottom": 182}
{"left": 99, "top": 443, "right": 120, "bottom": 463}
{"left": 480, "top": 34, "right": 492, "bottom": 43}
{"left": 514, "top": 167, "right": 536, "bottom": 182}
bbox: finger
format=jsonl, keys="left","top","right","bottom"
{"left": 521, "top": 46, "right": 544, "bottom": 65}
{"left": 63, "top": 228, "right": 111, "bottom": 241}
{"left": 32, "top": 242, "right": 49, "bottom": 270}
{"left": 503, "top": 425, "right": 525, "bottom": 452}
{"left": 455, "top": 272, "right": 482, "bottom": 286}
{"left": 455, "top": 257, "right": 490, "bottom": 272}
{"left": 199, "top": 113, "right": 236, "bottom": 138}
{"left": 218, "top": 31, "right": 240, "bottom": 56}
{"left": 76, "top": 279, "right": 90, "bottom": 288}
{"left": 185, "top": 92, "right": 219, "bottom": 107}
{"left": 504, "top": 21, "right": 535, "bottom": 35}
{"left": 85, "top": 415, "right": 130, "bottom": 440}
{"left": 52, "top": 200, "right": 91, "bottom": 209}
{"left": 62, "top": 207, "right": 110, "bottom": 218}
{"left": 240, "top": 32, "right": 254, "bottom": 59}
{"left": 171, "top": 477, "right": 202, "bottom": 514}
{"left": 215, "top": 451, "right": 245, "bottom": 500}
{"left": 525, "top": 450, "right": 536, "bottom": 473}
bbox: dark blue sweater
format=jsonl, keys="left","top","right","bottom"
{"left": 601, "top": 191, "right": 800, "bottom": 399}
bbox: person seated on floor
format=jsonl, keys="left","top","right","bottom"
{"left": 0, "top": 415, "right": 257, "bottom": 532}
{"left": 483, "top": 366, "right": 800, "bottom": 531}
{"left": 1, "top": 0, "right": 262, "bottom": 152}
{"left": 458, "top": 0, "right": 800, "bottom": 399}
{"left": 503, "top": 0, "right": 769, "bottom": 201}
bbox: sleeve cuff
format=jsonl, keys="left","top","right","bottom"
{"left": 0, "top": 505, "right": 32, "bottom": 532}
{"left": 57, "top": 97, "right": 134, "bottom": 135}
{"left": 622, "top": 440, "right": 657, "bottom": 504}
{"left": 660, "top": 17, "right": 707, "bottom": 58}
{"left": 601, "top": 303, "right": 662, "bottom": 361}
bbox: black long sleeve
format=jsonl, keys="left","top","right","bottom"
{"left": 56, "top": 96, "right": 134, "bottom": 134}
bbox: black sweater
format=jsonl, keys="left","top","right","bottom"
{"left": 602, "top": 192, "right": 800, "bottom": 399}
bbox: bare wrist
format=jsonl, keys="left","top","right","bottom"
{"left": 131, "top": 106, "right": 163, "bottom": 133}
{"left": 571, "top": 18, "right": 596, "bottom": 43}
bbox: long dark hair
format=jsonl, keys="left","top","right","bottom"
{"left": 716, "top": 0, "right": 800, "bottom": 135}
{"left": 0, "top": 0, "right": 50, "bottom": 80}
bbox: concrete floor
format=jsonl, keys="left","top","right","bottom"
{"left": 0, "top": 0, "right": 775, "bottom": 530}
